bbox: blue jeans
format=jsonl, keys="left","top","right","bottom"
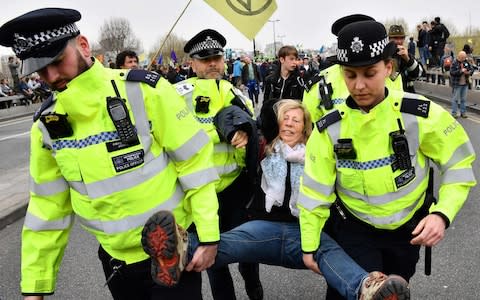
{"left": 419, "top": 46, "right": 430, "bottom": 67}
{"left": 246, "top": 79, "right": 259, "bottom": 103}
{"left": 451, "top": 84, "right": 468, "bottom": 114}
{"left": 188, "top": 220, "right": 367, "bottom": 300}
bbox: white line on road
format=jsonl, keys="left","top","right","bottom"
{"left": 0, "top": 116, "right": 32, "bottom": 128}
{"left": 0, "top": 131, "right": 29, "bottom": 141}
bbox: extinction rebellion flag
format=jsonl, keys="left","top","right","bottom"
{"left": 204, "top": 0, "right": 277, "bottom": 40}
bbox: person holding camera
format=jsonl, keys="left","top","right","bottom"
{"left": 388, "top": 25, "right": 423, "bottom": 93}
{"left": 450, "top": 50, "right": 475, "bottom": 118}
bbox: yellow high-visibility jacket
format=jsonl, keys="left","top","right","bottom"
{"left": 299, "top": 89, "right": 476, "bottom": 252}
{"left": 303, "top": 64, "right": 403, "bottom": 122}
{"left": 175, "top": 77, "right": 254, "bottom": 192}
{"left": 22, "top": 60, "right": 220, "bottom": 294}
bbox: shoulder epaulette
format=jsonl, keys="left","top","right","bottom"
{"left": 316, "top": 109, "right": 342, "bottom": 132}
{"left": 400, "top": 97, "right": 430, "bottom": 118}
{"left": 33, "top": 94, "right": 55, "bottom": 122}
{"left": 125, "top": 69, "right": 161, "bottom": 88}
{"left": 304, "top": 74, "right": 321, "bottom": 92}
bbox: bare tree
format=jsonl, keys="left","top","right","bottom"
{"left": 148, "top": 33, "right": 188, "bottom": 66}
{"left": 98, "top": 17, "right": 141, "bottom": 55}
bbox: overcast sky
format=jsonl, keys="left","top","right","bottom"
{"left": 1, "top": 0, "right": 478, "bottom": 56}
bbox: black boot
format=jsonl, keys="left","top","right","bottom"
{"left": 238, "top": 263, "right": 263, "bottom": 300}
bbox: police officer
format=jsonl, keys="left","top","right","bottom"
{"left": 173, "top": 29, "right": 263, "bottom": 300}
{"left": 388, "top": 25, "right": 423, "bottom": 93}
{"left": 0, "top": 8, "right": 220, "bottom": 300}
{"left": 303, "top": 14, "right": 403, "bottom": 123}
{"left": 298, "top": 19, "right": 476, "bottom": 299}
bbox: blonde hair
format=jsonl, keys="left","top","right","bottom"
{"left": 265, "top": 99, "right": 312, "bottom": 154}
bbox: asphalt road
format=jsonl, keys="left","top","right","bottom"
{"left": 1, "top": 102, "right": 479, "bottom": 299}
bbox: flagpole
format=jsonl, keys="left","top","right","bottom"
{"left": 148, "top": 0, "right": 193, "bottom": 70}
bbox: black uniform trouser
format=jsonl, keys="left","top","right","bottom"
{"left": 98, "top": 246, "right": 202, "bottom": 300}
{"left": 324, "top": 204, "right": 421, "bottom": 300}
{"left": 207, "top": 171, "right": 260, "bottom": 300}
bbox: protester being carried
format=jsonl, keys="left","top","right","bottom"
{"left": 142, "top": 99, "right": 411, "bottom": 300}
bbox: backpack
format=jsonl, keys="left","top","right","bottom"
{"left": 443, "top": 56, "right": 452, "bottom": 71}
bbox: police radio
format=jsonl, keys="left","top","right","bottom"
{"left": 318, "top": 76, "right": 334, "bottom": 110}
{"left": 107, "top": 80, "right": 138, "bottom": 144}
{"left": 390, "top": 119, "right": 411, "bottom": 170}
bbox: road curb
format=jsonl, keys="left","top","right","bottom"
{"left": 0, "top": 204, "right": 27, "bottom": 230}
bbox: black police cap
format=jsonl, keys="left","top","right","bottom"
{"left": 335, "top": 20, "right": 397, "bottom": 67}
{"left": 184, "top": 29, "right": 226, "bottom": 59}
{"left": 331, "top": 14, "right": 375, "bottom": 36}
{"left": 0, "top": 8, "right": 81, "bottom": 76}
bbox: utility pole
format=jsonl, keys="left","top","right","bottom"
{"left": 268, "top": 19, "right": 280, "bottom": 57}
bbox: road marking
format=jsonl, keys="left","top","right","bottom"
{"left": 0, "top": 131, "right": 29, "bottom": 141}
{"left": 0, "top": 116, "right": 32, "bottom": 128}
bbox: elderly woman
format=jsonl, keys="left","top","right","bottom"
{"left": 142, "top": 99, "right": 410, "bottom": 300}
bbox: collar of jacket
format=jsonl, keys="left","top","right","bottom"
{"left": 55, "top": 59, "right": 122, "bottom": 119}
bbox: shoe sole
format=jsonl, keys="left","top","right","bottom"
{"left": 141, "top": 211, "right": 181, "bottom": 287}
{"left": 373, "top": 275, "right": 410, "bottom": 300}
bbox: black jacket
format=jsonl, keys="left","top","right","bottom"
{"left": 247, "top": 162, "right": 297, "bottom": 222}
{"left": 241, "top": 63, "right": 261, "bottom": 84}
{"left": 214, "top": 105, "right": 259, "bottom": 185}
{"left": 263, "top": 67, "right": 305, "bottom": 102}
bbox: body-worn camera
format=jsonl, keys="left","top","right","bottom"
{"left": 318, "top": 76, "right": 334, "bottom": 110}
{"left": 334, "top": 138, "right": 357, "bottom": 159}
{"left": 195, "top": 96, "right": 211, "bottom": 113}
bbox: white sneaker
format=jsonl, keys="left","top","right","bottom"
{"left": 359, "top": 271, "right": 410, "bottom": 300}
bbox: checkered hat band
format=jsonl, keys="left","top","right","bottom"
{"left": 189, "top": 36, "right": 223, "bottom": 55}
{"left": 336, "top": 48, "right": 348, "bottom": 62}
{"left": 13, "top": 23, "right": 79, "bottom": 57}
{"left": 369, "top": 37, "right": 389, "bottom": 58}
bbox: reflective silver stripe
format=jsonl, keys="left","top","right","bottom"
{"left": 326, "top": 116, "right": 341, "bottom": 150}
{"left": 68, "top": 152, "right": 170, "bottom": 198}
{"left": 24, "top": 212, "right": 74, "bottom": 231}
{"left": 37, "top": 121, "right": 54, "bottom": 151}
{"left": 441, "top": 168, "right": 476, "bottom": 184}
{"left": 302, "top": 173, "right": 334, "bottom": 197}
{"left": 216, "top": 163, "right": 239, "bottom": 176}
{"left": 298, "top": 192, "right": 331, "bottom": 210}
{"left": 179, "top": 167, "right": 219, "bottom": 190}
{"left": 346, "top": 194, "right": 422, "bottom": 225}
{"left": 400, "top": 112, "right": 419, "bottom": 160}
{"left": 69, "top": 181, "right": 87, "bottom": 195}
{"left": 183, "top": 90, "right": 194, "bottom": 112}
{"left": 406, "top": 60, "right": 418, "bottom": 72}
{"left": 214, "top": 143, "right": 234, "bottom": 153}
{"left": 337, "top": 162, "right": 429, "bottom": 205}
{"left": 77, "top": 184, "right": 184, "bottom": 234}
{"left": 125, "top": 81, "right": 154, "bottom": 163}
{"left": 30, "top": 176, "right": 69, "bottom": 196}
{"left": 36, "top": 100, "right": 56, "bottom": 150}
{"left": 440, "top": 141, "right": 476, "bottom": 172}
{"left": 168, "top": 130, "right": 210, "bottom": 162}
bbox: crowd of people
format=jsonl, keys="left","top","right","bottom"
{"left": 0, "top": 7, "right": 476, "bottom": 300}
{"left": 0, "top": 56, "right": 51, "bottom": 106}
